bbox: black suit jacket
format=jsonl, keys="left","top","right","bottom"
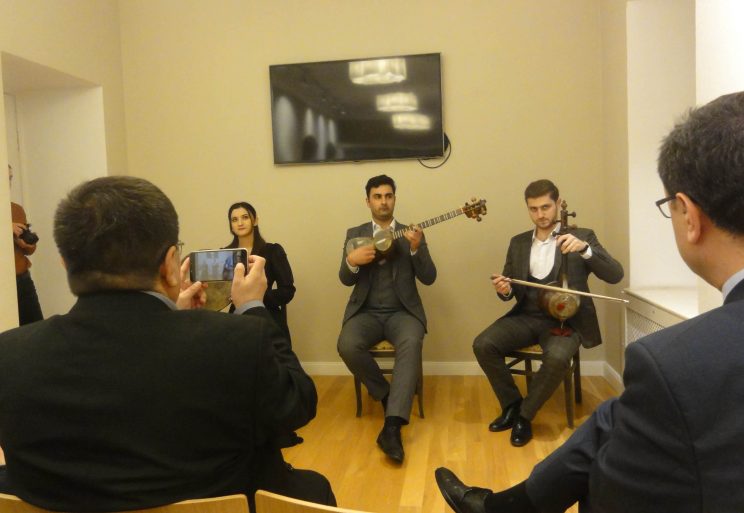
{"left": 339, "top": 221, "right": 436, "bottom": 330}
{"left": 0, "top": 291, "right": 315, "bottom": 512}
{"left": 587, "top": 280, "right": 744, "bottom": 512}
{"left": 499, "top": 227, "right": 624, "bottom": 348}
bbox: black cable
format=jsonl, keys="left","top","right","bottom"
{"left": 418, "top": 132, "right": 451, "bottom": 169}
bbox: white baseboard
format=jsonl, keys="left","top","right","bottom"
{"left": 302, "top": 359, "right": 621, "bottom": 382}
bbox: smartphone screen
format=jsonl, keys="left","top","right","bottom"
{"left": 189, "top": 248, "right": 248, "bottom": 282}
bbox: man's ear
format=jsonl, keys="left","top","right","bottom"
{"left": 160, "top": 246, "right": 181, "bottom": 288}
{"left": 676, "top": 192, "right": 703, "bottom": 244}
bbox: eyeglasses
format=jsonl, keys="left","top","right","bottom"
{"left": 655, "top": 195, "right": 676, "bottom": 218}
{"left": 158, "top": 240, "right": 185, "bottom": 263}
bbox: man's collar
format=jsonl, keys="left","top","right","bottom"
{"left": 532, "top": 222, "right": 560, "bottom": 243}
{"left": 142, "top": 290, "right": 178, "bottom": 310}
{"left": 372, "top": 219, "right": 396, "bottom": 233}
{"left": 722, "top": 267, "right": 744, "bottom": 302}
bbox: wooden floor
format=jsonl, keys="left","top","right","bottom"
{"left": 284, "top": 375, "right": 617, "bottom": 513}
{"left": 0, "top": 375, "right": 617, "bottom": 513}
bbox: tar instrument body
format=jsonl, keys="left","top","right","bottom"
{"left": 345, "top": 197, "right": 487, "bottom": 257}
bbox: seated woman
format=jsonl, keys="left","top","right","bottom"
{"left": 225, "top": 202, "right": 296, "bottom": 340}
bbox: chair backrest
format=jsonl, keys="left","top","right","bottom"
{"left": 254, "top": 490, "right": 371, "bottom": 513}
{"left": 0, "top": 493, "right": 249, "bottom": 513}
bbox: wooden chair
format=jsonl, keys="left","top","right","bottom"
{"left": 505, "top": 344, "right": 582, "bottom": 428}
{"left": 0, "top": 493, "right": 249, "bottom": 513}
{"left": 354, "top": 340, "right": 424, "bottom": 418}
{"left": 255, "top": 490, "right": 370, "bottom": 513}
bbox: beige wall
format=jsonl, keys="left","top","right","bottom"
{"left": 0, "top": 0, "right": 128, "bottom": 331}
{"left": 119, "top": 0, "right": 628, "bottom": 369}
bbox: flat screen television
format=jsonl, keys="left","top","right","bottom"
{"left": 269, "top": 53, "right": 444, "bottom": 164}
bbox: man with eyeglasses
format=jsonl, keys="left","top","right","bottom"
{"left": 436, "top": 92, "right": 744, "bottom": 513}
{"left": 0, "top": 176, "right": 335, "bottom": 511}
{"left": 473, "top": 179, "right": 623, "bottom": 447}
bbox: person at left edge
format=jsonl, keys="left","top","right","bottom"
{"left": 0, "top": 176, "right": 334, "bottom": 512}
{"left": 9, "top": 164, "right": 43, "bottom": 325}
{"left": 225, "top": 201, "right": 296, "bottom": 341}
{"left": 338, "top": 174, "right": 437, "bottom": 464}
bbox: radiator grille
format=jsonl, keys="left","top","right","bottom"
{"left": 625, "top": 308, "right": 666, "bottom": 345}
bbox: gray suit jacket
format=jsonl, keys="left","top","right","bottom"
{"left": 498, "top": 227, "right": 624, "bottom": 348}
{"left": 339, "top": 221, "right": 436, "bottom": 330}
{"left": 587, "top": 279, "right": 744, "bottom": 512}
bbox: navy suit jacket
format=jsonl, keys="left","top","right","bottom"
{"left": 499, "top": 227, "right": 624, "bottom": 348}
{"left": 339, "top": 221, "right": 436, "bottom": 330}
{"left": 588, "top": 279, "right": 744, "bottom": 512}
{"left": 0, "top": 291, "right": 315, "bottom": 512}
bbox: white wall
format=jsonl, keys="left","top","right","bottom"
{"left": 627, "top": 0, "right": 696, "bottom": 290}
{"left": 14, "top": 88, "right": 108, "bottom": 317}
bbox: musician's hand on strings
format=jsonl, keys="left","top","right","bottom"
{"left": 491, "top": 274, "right": 512, "bottom": 296}
{"left": 556, "top": 233, "right": 589, "bottom": 254}
{"left": 403, "top": 225, "right": 423, "bottom": 251}
{"left": 347, "top": 245, "right": 376, "bottom": 267}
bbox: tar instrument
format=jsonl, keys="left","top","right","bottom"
{"left": 504, "top": 200, "right": 627, "bottom": 328}
{"left": 345, "top": 197, "right": 487, "bottom": 256}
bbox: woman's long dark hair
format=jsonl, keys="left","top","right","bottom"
{"left": 226, "top": 202, "right": 266, "bottom": 253}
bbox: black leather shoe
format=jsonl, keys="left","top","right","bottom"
{"left": 488, "top": 400, "right": 522, "bottom": 432}
{"left": 377, "top": 425, "right": 404, "bottom": 463}
{"left": 435, "top": 467, "right": 490, "bottom": 513}
{"left": 510, "top": 416, "right": 532, "bottom": 447}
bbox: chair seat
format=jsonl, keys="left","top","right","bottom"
{"left": 505, "top": 344, "right": 582, "bottom": 428}
{"left": 354, "top": 340, "right": 424, "bottom": 418}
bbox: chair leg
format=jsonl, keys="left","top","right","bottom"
{"left": 574, "top": 354, "right": 582, "bottom": 404}
{"left": 525, "top": 359, "right": 533, "bottom": 391}
{"left": 564, "top": 373, "right": 575, "bottom": 429}
{"left": 354, "top": 376, "right": 362, "bottom": 417}
{"left": 417, "top": 361, "right": 424, "bottom": 418}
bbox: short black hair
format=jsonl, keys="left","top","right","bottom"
{"left": 658, "top": 92, "right": 744, "bottom": 235}
{"left": 365, "top": 175, "right": 396, "bottom": 197}
{"left": 53, "top": 176, "right": 179, "bottom": 295}
{"left": 524, "top": 179, "right": 559, "bottom": 202}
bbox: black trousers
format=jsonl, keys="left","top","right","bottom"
{"left": 0, "top": 451, "right": 336, "bottom": 512}
{"left": 524, "top": 398, "right": 616, "bottom": 513}
{"left": 252, "top": 448, "right": 336, "bottom": 511}
{"left": 16, "top": 271, "right": 43, "bottom": 325}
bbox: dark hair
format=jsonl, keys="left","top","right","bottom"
{"left": 226, "top": 201, "right": 266, "bottom": 252}
{"left": 524, "top": 179, "right": 559, "bottom": 202}
{"left": 53, "top": 176, "right": 179, "bottom": 295}
{"left": 658, "top": 92, "right": 744, "bottom": 235}
{"left": 365, "top": 174, "right": 396, "bottom": 197}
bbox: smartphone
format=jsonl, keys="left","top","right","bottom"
{"left": 189, "top": 248, "right": 248, "bottom": 282}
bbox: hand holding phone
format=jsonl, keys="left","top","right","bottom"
{"left": 231, "top": 254, "right": 268, "bottom": 308}
{"left": 177, "top": 256, "right": 208, "bottom": 310}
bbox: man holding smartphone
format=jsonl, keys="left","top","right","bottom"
{"left": 0, "top": 176, "right": 335, "bottom": 511}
